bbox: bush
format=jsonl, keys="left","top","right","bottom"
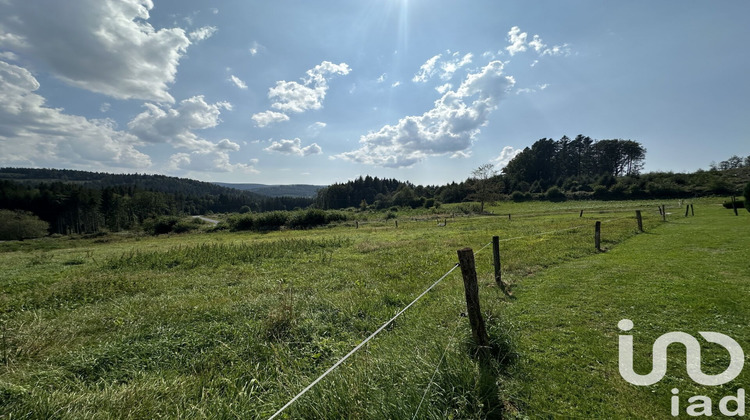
{"left": 424, "top": 198, "right": 436, "bottom": 208}
{"left": 545, "top": 186, "right": 566, "bottom": 202}
{"left": 287, "top": 209, "right": 327, "bottom": 229}
{"left": 0, "top": 209, "right": 49, "bottom": 240}
{"left": 254, "top": 211, "right": 289, "bottom": 231}
{"left": 511, "top": 191, "right": 527, "bottom": 202}
{"left": 239, "top": 205, "right": 251, "bottom": 214}
{"left": 143, "top": 216, "right": 181, "bottom": 235}
{"left": 592, "top": 185, "right": 609, "bottom": 199}
{"left": 230, "top": 214, "right": 255, "bottom": 231}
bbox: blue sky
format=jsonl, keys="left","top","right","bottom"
{"left": 1, "top": 1, "right": 748, "bottom": 185}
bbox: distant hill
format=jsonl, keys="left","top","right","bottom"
{"left": 214, "top": 182, "right": 324, "bottom": 198}
{"left": 0, "top": 167, "right": 264, "bottom": 199}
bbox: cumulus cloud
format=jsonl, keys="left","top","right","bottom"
{"left": 266, "top": 61, "right": 351, "bottom": 113}
{"left": 189, "top": 26, "right": 217, "bottom": 41}
{"left": 494, "top": 146, "right": 523, "bottom": 169}
{"left": 0, "top": 60, "right": 151, "bottom": 169}
{"left": 127, "top": 95, "right": 232, "bottom": 150}
{"left": 264, "top": 138, "right": 322, "bottom": 156}
{"left": 506, "top": 27, "right": 528, "bottom": 56}
{"left": 168, "top": 146, "right": 258, "bottom": 174}
{"left": 413, "top": 54, "right": 441, "bottom": 83}
{"left": 229, "top": 75, "right": 248, "bottom": 89}
{"left": 506, "top": 26, "right": 571, "bottom": 58}
{"left": 251, "top": 110, "right": 289, "bottom": 127}
{"left": 413, "top": 52, "right": 473, "bottom": 83}
{"left": 336, "top": 60, "right": 514, "bottom": 168}
{"left": 0, "top": 0, "right": 194, "bottom": 103}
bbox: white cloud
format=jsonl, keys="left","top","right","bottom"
{"left": 0, "top": 51, "right": 18, "bottom": 61}
{"left": 506, "top": 26, "right": 528, "bottom": 56}
{"left": 189, "top": 26, "right": 217, "bottom": 41}
{"left": 494, "top": 146, "right": 523, "bottom": 169}
{"left": 0, "top": 0, "right": 192, "bottom": 103}
{"left": 229, "top": 75, "right": 248, "bottom": 89}
{"left": 251, "top": 110, "right": 289, "bottom": 127}
{"left": 505, "top": 26, "right": 571, "bottom": 58}
{"left": 210, "top": 8, "right": 219, "bottom": 14}
{"left": 264, "top": 138, "right": 322, "bottom": 156}
{"left": 377, "top": 73, "right": 387, "bottom": 83}
{"left": 100, "top": 102, "right": 111, "bottom": 113}
{"left": 337, "top": 60, "right": 514, "bottom": 168}
{"left": 0, "top": 60, "right": 150, "bottom": 169}
{"left": 307, "top": 121, "right": 327, "bottom": 137}
{"left": 127, "top": 95, "right": 232, "bottom": 150}
{"left": 413, "top": 54, "right": 441, "bottom": 83}
{"left": 262, "top": 61, "right": 351, "bottom": 115}
{"left": 249, "top": 41, "right": 264, "bottom": 56}
{"left": 435, "top": 83, "right": 452, "bottom": 94}
{"left": 168, "top": 146, "right": 258, "bottom": 174}
{"left": 391, "top": 81, "right": 401, "bottom": 88}
{"left": 413, "top": 52, "right": 473, "bottom": 83}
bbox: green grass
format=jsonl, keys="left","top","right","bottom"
{"left": 0, "top": 199, "right": 744, "bottom": 418}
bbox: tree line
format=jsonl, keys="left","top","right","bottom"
{"left": 0, "top": 180, "right": 313, "bottom": 235}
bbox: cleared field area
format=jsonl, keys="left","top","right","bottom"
{"left": 1, "top": 199, "right": 743, "bottom": 418}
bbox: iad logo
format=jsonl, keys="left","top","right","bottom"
{"left": 618, "top": 319, "right": 746, "bottom": 417}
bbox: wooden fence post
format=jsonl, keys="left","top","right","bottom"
{"left": 732, "top": 196, "right": 739, "bottom": 216}
{"left": 661, "top": 205, "right": 667, "bottom": 221}
{"left": 685, "top": 205, "right": 690, "bottom": 217}
{"left": 658, "top": 206, "right": 663, "bottom": 216}
{"left": 636, "top": 210, "right": 643, "bottom": 232}
{"left": 457, "top": 248, "right": 490, "bottom": 348}
{"left": 595, "top": 221, "right": 602, "bottom": 251}
{"left": 395, "top": 220, "right": 398, "bottom": 228}
{"left": 356, "top": 221, "right": 359, "bottom": 229}
{"left": 580, "top": 210, "right": 584, "bottom": 217}
{"left": 491, "top": 236, "right": 510, "bottom": 297}
{"left": 691, "top": 204, "right": 695, "bottom": 216}
{"left": 508, "top": 213, "right": 511, "bottom": 221}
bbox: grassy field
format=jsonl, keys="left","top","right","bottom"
{"left": 0, "top": 199, "right": 746, "bottom": 418}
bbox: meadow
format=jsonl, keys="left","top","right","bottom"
{"left": 1, "top": 198, "right": 747, "bottom": 419}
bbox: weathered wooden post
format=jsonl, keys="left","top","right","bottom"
{"left": 636, "top": 210, "right": 643, "bottom": 232}
{"left": 457, "top": 248, "right": 490, "bottom": 348}
{"left": 395, "top": 220, "right": 398, "bottom": 228}
{"left": 658, "top": 206, "right": 663, "bottom": 216}
{"left": 685, "top": 205, "right": 690, "bottom": 217}
{"left": 691, "top": 204, "right": 695, "bottom": 216}
{"left": 580, "top": 210, "right": 584, "bottom": 218}
{"left": 661, "top": 205, "right": 667, "bottom": 221}
{"left": 732, "top": 196, "right": 739, "bottom": 216}
{"left": 508, "top": 213, "right": 511, "bottom": 221}
{"left": 595, "top": 221, "right": 602, "bottom": 251}
{"left": 356, "top": 221, "right": 359, "bottom": 229}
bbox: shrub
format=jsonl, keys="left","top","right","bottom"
{"left": 239, "top": 205, "right": 251, "bottom": 214}
{"left": 254, "top": 211, "right": 289, "bottom": 231}
{"left": 0, "top": 209, "right": 49, "bottom": 240}
{"left": 230, "top": 214, "right": 255, "bottom": 231}
{"left": 287, "top": 209, "right": 327, "bottom": 229}
{"left": 545, "top": 186, "right": 566, "bottom": 202}
{"left": 143, "top": 216, "right": 181, "bottom": 235}
{"left": 423, "top": 198, "right": 436, "bottom": 208}
{"left": 511, "top": 191, "right": 526, "bottom": 202}
{"left": 592, "top": 185, "right": 609, "bottom": 199}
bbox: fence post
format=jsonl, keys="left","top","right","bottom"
{"left": 595, "top": 221, "right": 601, "bottom": 251}
{"left": 395, "top": 220, "right": 398, "bottom": 228}
{"left": 508, "top": 213, "right": 511, "bottom": 221}
{"left": 491, "top": 236, "right": 511, "bottom": 297}
{"left": 691, "top": 204, "right": 695, "bottom": 216}
{"left": 356, "top": 221, "right": 359, "bottom": 229}
{"left": 457, "top": 248, "right": 490, "bottom": 348}
{"left": 580, "top": 210, "right": 584, "bottom": 218}
{"left": 636, "top": 210, "right": 643, "bottom": 232}
{"left": 685, "top": 205, "right": 690, "bottom": 217}
{"left": 661, "top": 205, "right": 667, "bottom": 221}
{"left": 732, "top": 196, "right": 739, "bottom": 216}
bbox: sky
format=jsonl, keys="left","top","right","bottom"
{"left": 0, "top": 0, "right": 748, "bottom": 186}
